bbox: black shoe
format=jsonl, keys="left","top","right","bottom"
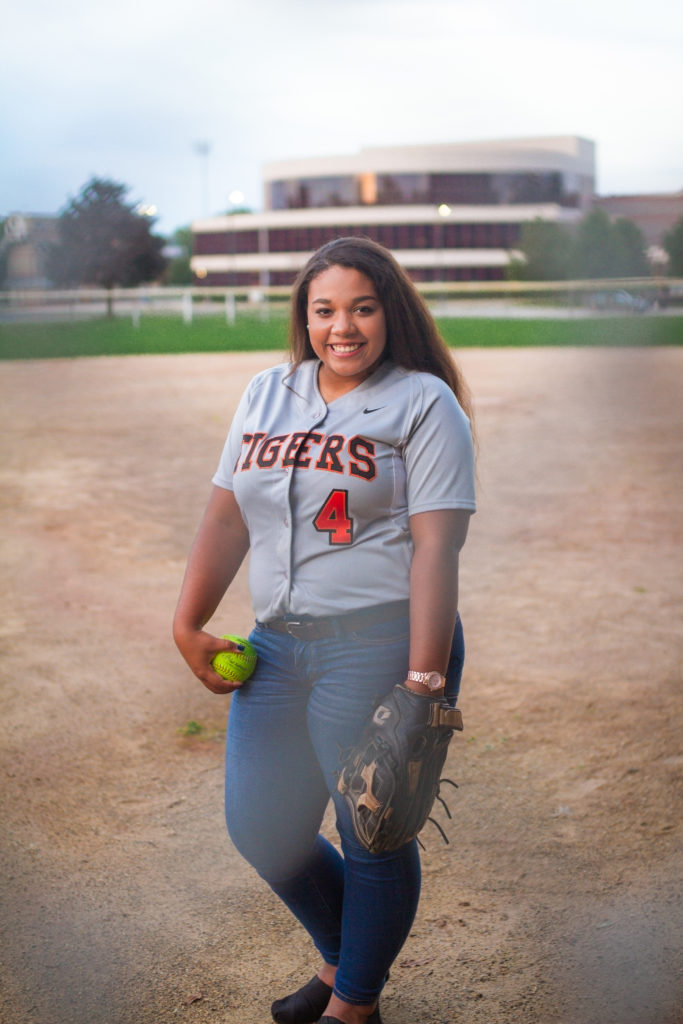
{"left": 318, "top": 1011, "right": 382, "bottom": 1024}
{"left": 271, "top": 975, "right": 333, "bottom": 1024}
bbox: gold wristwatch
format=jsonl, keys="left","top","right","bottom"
{"left": 406, "top": 670, "right": 446, "bottom": 692}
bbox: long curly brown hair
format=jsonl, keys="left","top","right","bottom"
{"left": 288, "top": 236, "right": 473, "bottom": 424}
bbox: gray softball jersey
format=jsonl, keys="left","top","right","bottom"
{"left": 213, "top": 358, "right": 476, "bottom": 622}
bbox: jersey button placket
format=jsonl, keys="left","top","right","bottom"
{"left": 282, "top": 458, "right": 297, "bottom": 601}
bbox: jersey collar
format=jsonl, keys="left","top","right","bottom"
{"left": 284, "top": 358, "right": 397, "bottom": 408}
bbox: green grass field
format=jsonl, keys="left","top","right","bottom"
{"left": 0, "top": 313, "right": 681, "bottom": 360}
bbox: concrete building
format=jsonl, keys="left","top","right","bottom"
{"left": 1, "top": 214, "right": 58, "bottom": 289}
{"left": 191, "top": 136, "right": 595, "bottom": 287}
{"left": 593, "top": 192, "right": 683, "bottom": 261}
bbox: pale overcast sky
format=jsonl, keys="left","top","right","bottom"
{"left": 2, "top": 0, "right": 682, "bottom": 235}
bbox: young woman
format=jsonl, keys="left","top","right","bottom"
{"left": 173, "top": 237, "right": 476, "bottom": 1024}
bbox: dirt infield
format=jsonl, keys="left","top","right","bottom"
{"left": 1, "top": 348, "right": 681, "bottom": 1024}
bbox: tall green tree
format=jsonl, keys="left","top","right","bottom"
{"left": 610, "top": 217, "right": 650, "bottom": 277}
{"left": 162, "top": 225, "right": 193, "bottom": 285}
{"left": 0, "top": 218, "right": 9, "bottom": 288}
{"left": 48, "top": 178, "right": 166, "bottom": 310}
{"left": 507, "top": 218, "right": 573, "bottom": 280}
{"left": 509, "top": 208, "right": 650, "bottom": 281}
{"left": 571, "top": 209, "right": 649, "bottom": 278}
{"left": 571, "top": 208, "right": 615, "bottom": 278}
{"left": 662, "top": 215, "right": 683, "bottom": 276}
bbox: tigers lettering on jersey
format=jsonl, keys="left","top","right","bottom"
{"left": 236, "top": 431, "right": 377, "bottom": 480}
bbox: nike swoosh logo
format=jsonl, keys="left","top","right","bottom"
{"left": 363, "top": 406, "right": 385, "bottom": 414}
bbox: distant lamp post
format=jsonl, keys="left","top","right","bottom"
{"left": 194, "top": 140, "right": 212, "bottom": 216}
{"left": 436, "top": 205, "right": 452, "bottom": 281}
{"left": 228, "top": 189, "right": 245, "bottom": 210}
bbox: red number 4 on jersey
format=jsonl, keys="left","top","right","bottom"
{"left": 313, "top": 489, "right": 353, "bottom": 545}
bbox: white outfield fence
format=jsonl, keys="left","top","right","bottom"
{"left": 0, "top": 279, "right": 680, "bottom": 324}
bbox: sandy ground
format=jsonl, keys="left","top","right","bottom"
{"left": 0, "top": 347, "right": 681, "bottom": 1024}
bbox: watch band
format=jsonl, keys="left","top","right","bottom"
{"left": 407, "top": 670, "right": 433, "bottom": 683}
{"left": 407, "top": 670, "right": 446, "bottom": 690}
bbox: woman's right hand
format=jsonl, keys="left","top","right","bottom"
{"left": 172, "top": 486, "right": 251, "bottom": 694}
{"left": 174, "top": 626, "right": 248, "bottom": 695}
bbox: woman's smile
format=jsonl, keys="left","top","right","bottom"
{"left": 306, "top": 265, "right": 387, "bottom": 400}
{"left": 327, "top": 340, "right": 365, "bottom": 355}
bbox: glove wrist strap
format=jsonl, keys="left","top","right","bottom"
{"left": 397, "top": 683, "right": 464, "bottom": 730}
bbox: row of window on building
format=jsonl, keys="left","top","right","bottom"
{"left": 200, "top": 265, "right": 506, "bottom": 287}
{"left": 267, "top": 171, "right": 587, "bottom": 210}
{"left": 194, "top": 220, "right": 522, "bottom": 257}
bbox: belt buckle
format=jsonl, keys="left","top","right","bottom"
{"left": 285, "top": 619, "right": 312, "bottom": 639}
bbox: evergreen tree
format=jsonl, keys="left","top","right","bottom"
{"left": 662, "top": 215, "right": 683, "bottom": 276}
{"left": 48, "top": 178, "right": 166, "bottom": 310}
{"left": 571, "top": 209, "right": 615, "bottom": 278}
{"left": 507, "top": 218, "right": 573, "bottom": 280}
{"left": 509, "top": 209, "right": 650, "bottom": 281}
{"left": 162, "top": 226, "right": 193, "bottom": 285}
{"left": 610, "top": 217, "right": 649, "bottom": 277}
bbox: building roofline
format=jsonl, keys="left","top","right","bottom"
{"left": 262, "top": 135, "right": 595, "bottom": 181}
{"left": 596, "top": 191, "right": 683, "bottom": 200}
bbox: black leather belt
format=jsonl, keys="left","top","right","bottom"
{"left": 262, "top": 599, "right": 410, "bottom": 641}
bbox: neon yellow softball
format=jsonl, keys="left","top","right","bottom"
{"left": 211, "top": 635, "right": 257, "bottom": 682}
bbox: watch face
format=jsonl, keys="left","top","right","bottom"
{"left": 427, "top": 672, "right": 444, "bottom": 690}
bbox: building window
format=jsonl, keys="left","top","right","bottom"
{"left": 376, "top": 174, "right": 430, "bottom": 204}
{"left": 269, "top": 176, "right": 358, "bottom": 209}
{"left": 234, "top": 230, "right": 259, "bottom": 254}
{"left": 268, "top": 170, "right": 589, "bottom": 211}
{"left": 194, "top": 232, "right": 227, "bottom": 255}
{"left": 211, "top": 219, "right": 521, "bottom": 258}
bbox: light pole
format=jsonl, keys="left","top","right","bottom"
{"left": 436, "top": 203, "right": 452, "bottom": 282}
{"left": 194, "top": 140, "right": 212, "bottom": 217}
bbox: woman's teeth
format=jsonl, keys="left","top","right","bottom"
{"left": 330, "top": 343, "right": 362, "bottom": 353}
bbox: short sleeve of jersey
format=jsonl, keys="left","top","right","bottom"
{"left": 402, "top": 375, "right": 476, "bottom": 515}
{"left": 212, "top": 376, "right": 257, "bottom": 491}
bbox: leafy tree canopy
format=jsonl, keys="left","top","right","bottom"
{"left": 0, "top": 218, "right": 8, "bottom": 287}
{"left": 662, "top": 215, "right": 683, "bottom": 276}
{"left": 508, "top": 209, "right": 650, "bottom": 281}
{"left": 48, "top": 178, "right": 166, "bottom": 289}
{"left": 162, "top": 225, "right": 193, "bottom": 285}
{"left": 507, "top": 219, "right": 573, "bottom": 281}
{"left": 610, "top": 216, "right": 650, "bottom": 277}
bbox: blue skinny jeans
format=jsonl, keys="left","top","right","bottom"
{"left": 224, "top": 611, "right": 464, "bottom": 1006}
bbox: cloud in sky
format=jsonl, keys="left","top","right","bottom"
{"left": 2, "top": 0, "right": 682, "bottom": 234}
